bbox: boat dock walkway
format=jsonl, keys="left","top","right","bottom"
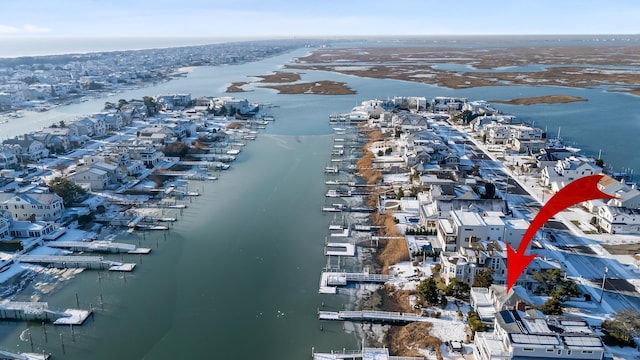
{"left": 0, "top": 348, "right": 50, "bottom": 360}
{"left": 17, "top": 255, "right": 136, "bottom": 271}
{"left": 318, "top": 310, "right": 427, "bottom": 324}
{"left": 319, "top": 271, "right": 393, "bottom": 294}
{"left": 0, "top": 301, "right": 91, "bottom": 325}
{"left": 46, "top": 241, "right": 151, "bottom": 254}
{"left": 324, "top": 243, "right": 355, "bottom": 257}
{"left": 313, "top": 347, "right": 423, "bottom": 360}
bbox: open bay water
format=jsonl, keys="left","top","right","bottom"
{"left": 0, "top": 41, "right": 639, "bottom": 358}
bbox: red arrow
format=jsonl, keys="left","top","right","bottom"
{"left": 507, "top": 174, "right": 616, "bottom": 292}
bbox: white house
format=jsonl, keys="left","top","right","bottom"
{"left": 2, "top": 138, "right": 49, "bottom": 163}
{"left": 0, "top": 145, "right": 19, "bottom": 169}
{"left": 0, "top": 192, "right": 65, "bottom": 221}
{"left": 72, "top": 167, "right": 109, "bottom": 191}
{"left": 597, "top": 205, "right": 640, "bottom": 234}
{"left": 474, "top": 310, "right": 605, "bottom": 360}
{"left": 541, "top": 157, "right": 602, "bottom": 189}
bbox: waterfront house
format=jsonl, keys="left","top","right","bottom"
{"left": 541, "top": 157, "right": 602, "bottom": 190}
{"left": 0, "top": 191, "right": 65, "bottom": 221}
{"left": 69, "top": 117, "right": 97, "bottom": 137}
{"left": 3, "top": 138, "right": 49, "bottom": 163}
{"left": 597, "top": 205, "right": 640, "bottom": 234}
{"left": 484, "top": 124, "right": 510, "bottom": 145}
{"left": 139, "top": 125, "right": 176, "bottom": 145}
{"left": 8, "top": 220, "right": 57, "bottom": 239}
{"left": 474, "top": 309, "right": 605, "bottom": 360}
{"left": 434, "top": 209, "right": 529, "bottom": 252}
{"left": 72, "top": 160, "right": 121, "bottom": 191}
{"left": 93, "top": 111, "right": 123, "bottom": 132}
{"left": 31, "top": 128, "right": 73, "bottom": 154}
{"left": 128, "top": 144, "right": 164, "bottom": 168}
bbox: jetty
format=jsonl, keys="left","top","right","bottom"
{"left": 17, "top": 255, "right": 136, "bottom": 271}
{"left": 318, "top": 310, "right": 427, "bottom": 324}
{"left": 0, "top": 301, "right": 91, "bottom": 325}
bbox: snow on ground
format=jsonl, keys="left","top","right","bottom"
{"left": 425, "top": 316, "right": 467, "bottom": 342}
{"left": 605, "top": 345, "right": 640, "bottom": 360}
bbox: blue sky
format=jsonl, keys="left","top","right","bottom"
{"left": 1, "top": 0, "right": 638, "bottom": 37}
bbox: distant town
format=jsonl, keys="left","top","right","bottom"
{"left": 0, "top": 39, "right": 312, "bottom": 115}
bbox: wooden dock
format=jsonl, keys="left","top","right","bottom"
{"left": 318, "top": 310, "right": 427, "bottom": 324}
{"left": 0, "top": 301, "right": 91, "bottom": 325}
{"left": 17, "top": 255, "right": 136, "bottom": 271}
{"left": 47, "top": 241, "right": 151, "bottom": 254}
{"left": 0, "top": 348, "right": 50, "bottom": 360}
{"left": 313, "top": 347, "right": 423, "bottom": 360}
{"left": 319, "top": 271, "right": 393, "bottom": 294}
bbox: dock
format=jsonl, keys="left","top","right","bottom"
{"left": 17, "top": 255, "right": 136, "bottom": 271}
{"left": 46, "top": 241, "right": 151, "bottom": 254}
{"left": 324, "top": 243, "right": 355, "bottom": 256}
{"left": 0, "top": 348, "right": 50, "bottom": 360}
{"left": 313, "top": 347, "right": 423, "bottom": 360}
{"left": 0, "top": 301, "right": 91, "bottom": 325}
{"left": 319, "top": 271, "right": 393, "bottom": 294}
{"left": 318, "top": 310, "right": 427, "bottom": 324}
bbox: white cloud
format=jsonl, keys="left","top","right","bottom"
{"left": 0, "top": 25, "right": 20, "bottom": 34}
{"left": 22, "top": 24, "right": 51, "bottom": 34}
{"left": 0, "top": 24, "right": 51, "bottom": 35}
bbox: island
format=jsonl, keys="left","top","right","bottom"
{"left": 489, "top": 95, "right": 588, "bottom": 105}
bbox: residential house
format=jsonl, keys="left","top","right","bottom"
{"left": 0, "top": 145, "right": 19, "bottom": 169}
{"left": 69, "top": 117, "right": 97, "bottom": 137}
{"left": 435, "top": 209, "right": 529, "bottom": 252}
{"left": 0, "top": 192, "right": 65, "bottom": 221}
{"left": 2, "top": 138, "right": 49, "bottom": 163}
{"left": 0, "top": 211, "right": 10, "bottom": 239}
{"left": 432, "top": 97, "right": 466, "bottom": 112}
{"left": 128, "top": 144, "right": 163, "bottom": 168}
{"left": 474, "top": 309, "right": 605, "bottom": 360}
{"left": 139, "top": 125, "right": 176, "bottom": 145}
{"left": 485, "top": 124, "right": 510, "bottom": 145}
{"left": 72, "top": 167, "right": 109, "bottom": 191}
{"left": 32, "top": 128, "right": 73, "bottom": 154}
{"left": 93, "top": 111, "right": 122, "bottom": 132}
{"left": 597, "top": 205, "right": 640, "bottom": 234}
{"left": 541, "top": 157, "right": 602, "bottom": 190}
{"left": 536, "top": 148, "right": 577, "bottom": 169}
{"left": 9, "top": 220, "right": 57, "bottom": 239}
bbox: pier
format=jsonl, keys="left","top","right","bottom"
{"left": 313, "top": 347, "right": 423, "bottom": 360}
{"left": 324, "top": 243, "right": 355, "bottom": 256}
{"left": 318, "top": 310, "right": 427, "bottom": 324}
{"left": 0, "top": 301, "right": 91, "bottom": 325}
{"left": 46, "top": 241, "right": 151, "bottom": 254}
{"left": 17, "top": 255, "right": 136, "bottom": 271}
{"left": 0, "top": 348, "right": 50, "bottom": 360}
{"left": 319, "top": 271, "right": 393, "bottom": 294}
